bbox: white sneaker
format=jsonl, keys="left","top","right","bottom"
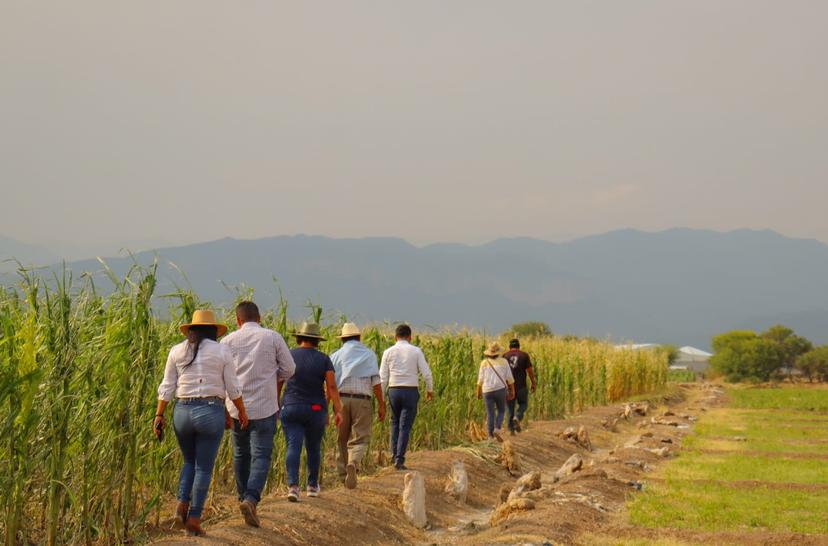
{"left": 306, "top": 485, "right": 320, "bottom": 498}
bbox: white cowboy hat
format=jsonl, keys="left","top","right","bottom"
{"left": 338, "top": 322, "right": 362, "bottom": 339}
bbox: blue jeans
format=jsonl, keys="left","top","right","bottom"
{"left": 173, "top": 399, "right": 225, "bottom": 518}
{"left": 231, "top": 413, "right": 277, "bottom": 504}
{"left": 389, "top": 387, "right": 419, "bottom": 466}
{"left": 507, "top": 387, "right": 529, "bottom": 431}
{"left": 484, "top": 388, "right": 507, "bottom": 438}
{"left": 281, "top": 404, "right": 326, "bottom": 488}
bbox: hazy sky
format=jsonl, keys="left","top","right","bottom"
{"left": 2, "top": 1, "right": 827, "bottom": 250}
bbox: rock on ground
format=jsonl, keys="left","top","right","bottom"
{"left": 402, "top": 471, "right": 427, "bottom": 529}
{"left": 444, "top": 461, "right": 469, "bottom": 503}
{"left": 554, "top": 453, "right": 584, "bottom": 482}
{"left": 491, "top": 497, "right": 536, "bottom": 525}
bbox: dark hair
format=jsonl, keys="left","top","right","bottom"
{"left": 395, "top": 324, "right": 412, "bottom": 339}
{"left": 296, "top": 335, "right": 320, "bottom": 348}
{"left": 509, "top": 338, "right": 520, "bottom": 349}
{"left": 182, "top": 325, "right": 218, "bottom": 368}
{"left": 341, "top": 335, "right": 361, "bottom": 343}
{"left": 236, "top": 301, "right": 261, "bottom": 323}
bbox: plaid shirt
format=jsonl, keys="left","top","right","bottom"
{"left": 221, "top": 322, "right": 295, "bottom": 420}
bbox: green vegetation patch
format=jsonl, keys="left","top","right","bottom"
{"left": 729, "top": 387, "right": 828, "bottom": 411}
{"left": 664, "top": 451, "right": 828, "bottom": 484}
{"left": 628, "top": 387, "right": 828, "bottom": 536}
{"left": 629, "top": 481, "right": 828, "bottom": 535}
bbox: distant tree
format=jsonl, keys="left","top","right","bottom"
{"left": 796, "top": 347, "right": 828, "bottom": 382}
{"left": 710, "top": 325, "right": 813, "bottom": 383}
{"left": 761, "top": 324, "right": 812, "bottom": 377}
{"left": 710, "top": 330, "right": 781, "bottom": 382}
{"left": 661, "top": 344, "right": 680, "bottom": 366}
{"left": 509, "top": 321, "right": 553, "bottom": 338}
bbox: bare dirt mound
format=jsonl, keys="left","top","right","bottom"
{"left": 152, "top": 385, "right": 706, "bottom": 545}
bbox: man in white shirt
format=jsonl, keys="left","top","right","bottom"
{"left": 221, "top": 301, "right": 295, "bottom": 527}
{"left": 379, "top": 324, "right": 434, "bottom": 470}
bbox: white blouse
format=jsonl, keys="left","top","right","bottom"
{"left": 477, "top": 357, "right": 515, "bottom": 393}
{"left": 157, "top": 339, "right": 243, "bottom": 402}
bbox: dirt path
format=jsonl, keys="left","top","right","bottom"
{"left": 152, "top": 384, "right": 710, "bottom": 545}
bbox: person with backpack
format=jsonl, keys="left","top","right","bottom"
{"left": 476, "top": 342, "right": 515, "bottom": 442}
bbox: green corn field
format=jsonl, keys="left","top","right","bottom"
{"left": 0, "top": 264, "right": 667, "bottom": 545}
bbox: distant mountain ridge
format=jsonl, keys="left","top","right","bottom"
{"left": 3, "top": 229, "right": 828, "bottom": 348}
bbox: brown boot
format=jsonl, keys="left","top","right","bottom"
{"left": 174, "top": 501, "right": 189, "bottom": 528}
{"left": 185, "top": 516, "right": 205, "bottom": 537}
{"left": 239, "top": 499, "right": 260, "bottom": 528}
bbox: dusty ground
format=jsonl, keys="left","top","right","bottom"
{"left": 151, "top": 384, "right": 816, "bottom": 546}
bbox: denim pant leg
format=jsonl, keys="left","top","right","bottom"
{"left": 173, "top": 404, "right": 197, "bottom": 503}
{"left": 245, "top": 413, "right": 277, "bottom": 503}
{"left": 304, "top": 409, "right": 326, "bottom": 487}
{"left": 390, "top": 389, "right": 419, "bottom": 465}
{"left": 281, "top": 405, "right": 305, "bottom": 487}
{"left": 231, "top": 420, "right": 251, "bottom": 501}
{"left": 507, "top": 396, "right": 517, "bottom": 430}
{"left": 189, "top": 403, "right": 225, "bottom": 518}
{"left": 515, "top": 388, "right": 529, "bottom": 422}
{"left": 493, "top": 389, "right": 507, "bottom": 432}
{"left": 389, "top": 392, "right": 402, "bottom": 461}
{"left": 483, "top": 391, "right": 496, "bottom": 437}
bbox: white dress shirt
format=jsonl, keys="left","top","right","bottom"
{"left": 477, "top": 357, "right": 515, "bottom": 393}
{"left": 380, "top": 340, "right": 434, "bottom": 392}
{"left": 221, "top": 321, "right": 296, "bottom": 420}
{"left": 157, "top": 339, "right": 242, "bottom": 402}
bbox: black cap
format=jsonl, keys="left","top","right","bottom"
{"left": 509, "top": 338, "right": 520, "bottom": 349}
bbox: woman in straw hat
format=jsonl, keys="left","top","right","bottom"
{"left": 279, "top": 322, "right": 343, "bottom": 502}
{"left": 476, "top": 342, "right": 516, "bottom": 442}
{"left": 155, "top": 310, "right": 250, "bottom": 536}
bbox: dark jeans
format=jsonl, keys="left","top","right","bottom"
{"left": 507, "top": 387, "right": 529, "bottom": 430}
{"left": 173, "top": 399, "right": 225, "bottom": 518}
{"left": 389, "top": 387, "right": 419, "bottom": 466}
{"left": 281, "top": 404, "right": 326, "bottom": 488}
{"left": 231, "top": 412, "right": 278, "bottom": 504}
{"left": 483, "top": 388, "right": 507, "bottom": 438}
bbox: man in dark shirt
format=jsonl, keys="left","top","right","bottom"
{"left": 502, "top": 338, "right": 537, "bottom": 434}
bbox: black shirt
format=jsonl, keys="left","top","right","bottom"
{"left": 502, "top": 349, "right": 532, "bottom": 390}
{"left": 282, "top": 347, "right": 333, "bottom": 407}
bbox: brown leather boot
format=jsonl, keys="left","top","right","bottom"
{"left": 185, "top": 516, "right": 205, "bottom": 536}
{"left": 174, "top": 501, "right": 189, "bottom": 528}
{"left": 239, "top": 499, "right": 260, "bottom": 528}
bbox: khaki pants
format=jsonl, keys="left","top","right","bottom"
{"left": 336, "top": 396, "right": 374, "bottom": 478}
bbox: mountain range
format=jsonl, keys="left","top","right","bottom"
{"left": 3, "top": 228, "right": 828, "bottom": 349}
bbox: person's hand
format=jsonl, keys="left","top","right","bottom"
{"left": 378, "top": 404, "right": 386, "bottom": 422}
{"left": 507, "top": 390, "right": 516, "bottom": 401}
{"left": 477, "top": 391, "right": 483, "bottom": 400}
{"left": 334, "top": 411, "right": 343, "bottom": 427}
{"left": 153, "top": 416, "right": 165, "bottom": 439}
{"left": 238, "top": 410, "right": 249, "bottom": 430}
{"left": 426, "top": 391, "right": 434, "bottom": 402}
{"left": 531, "top": 383, "right": 537, "bottom": 394}
{"left": 225, "top": 410, "right": 233, "bottom": 430}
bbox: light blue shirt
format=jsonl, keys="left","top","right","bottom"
{"left": 331, "top": 340, "right": 380, "bottom": 387}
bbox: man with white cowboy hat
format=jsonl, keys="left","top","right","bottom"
{"left": 330, "top": 322, "right": 385, "bottom": 489}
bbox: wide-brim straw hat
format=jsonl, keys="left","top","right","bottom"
{"left": 483, "top": 342, "right": 504, "bottom": 358}
{"left": 293, "top": 321, "right": 326, "bottom": 340}
{"left": 180, "top": 309, "right": 227, "bottom": 337}
{"left": 338, "top": 322, "right": 362, "bottom": 339}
